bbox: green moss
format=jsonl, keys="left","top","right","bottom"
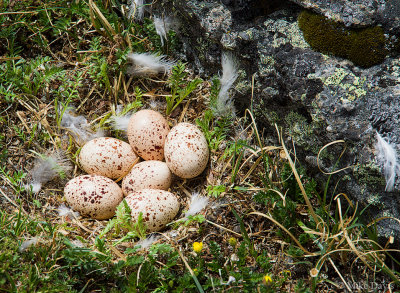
{"left": 298, "top": 10, "right": 387, "bottom": 67}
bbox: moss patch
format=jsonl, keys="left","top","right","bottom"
{"left": 298, "top": 10, "right": 386, "bottom": 67}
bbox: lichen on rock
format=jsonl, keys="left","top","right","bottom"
{"left": 309, "top": 67, "right": 369, "bottom": 102}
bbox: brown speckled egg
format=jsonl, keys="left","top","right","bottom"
{"left": 125, "top": 189, "right": 179, "bottom": 232}
{"left": 79, "top": 137, "right": 138, "bottom": 179}
{"left": 64, "top": 175, "right": 123, "bottom": 220}
{"left": 127, "top": 110, "right": 169, "bottom": 161}
{"left": 122, "top": 161, "right": 172, "bottom": 196}
{"left": 164, "top": 122, "right": 209, "bottom": 178}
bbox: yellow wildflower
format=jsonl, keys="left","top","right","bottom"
{"left": 228, "top": 237, "right": 237, "bottom": 247}
{"left": 193, "top": 242, "right": 203, "bottom": 253}
{"left": 263, "top": 274, "right": 272, "bottom": 285}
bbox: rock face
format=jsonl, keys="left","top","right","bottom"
{"left": 291, "top": 0, "right": 398, "bottom": 28}
{"left": 153, "top": 0, "right": 400, "bottom": 238}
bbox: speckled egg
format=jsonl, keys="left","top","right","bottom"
{"left": 127, "top": 109, "right": 170, "bottom": 161}
{"left": 164, "top": 122, "right": 209, "bottom": 178}
{"left": 79, "top": 137, "right": 138, "bottom": 179}
{"left": 64, "top": 175, "right": 123, "bottom": 220}
{"left": 125, "top": 189, "right": 180, "bottom": 232}
{"left": 122, "top": 161, "right": 172, "bottom": 196}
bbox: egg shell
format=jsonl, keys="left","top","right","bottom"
{"left": 64, "top": 175, "right": 123, "bottom": 220}
{"left": 79, "top": 137, "right": 138, "bottom": 179}
{"left": 125, "top": 189, "right": 180, "bottom": 232}
{"left": 127, "top": 109, "right": 170, "bottom": 161}
{"left": 164, "top": 122, "right": 209, "bottom": 178}
{"left": 122, "top": 161, "right": 172, "bottom": 196}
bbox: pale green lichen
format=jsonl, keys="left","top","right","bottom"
{"left": 234, "top": 69, "right": 250, "bottom": 94}
{"left": 260, "top": 55, "right": 275, "bottom": 66}
{"left": 391, "top": 62, "right": 400, "bottom": 77}
{"left": 259, "top": 55, "right": 275, "bottom": 75}
{"left": 221, "top": 31, "right": 238, "bottom": 49}
{"left": 310, "top": 100, "right": 324, "bottom": 124}
{"left": 308, "top": 67, "right": 368, "bottom": 102}
{"left": 239, "top": 28, "right": 255, "bottom": 41}
{"left": 264, "top": 19, "right": 309, "bottom": 49}
{"left": 323, "top": 68, "right": 348, "bottom": 85}
{"left": 353, "top": 162, "right": 386, "bottom": 188}
{"left": 366, "top": 193, "right": 384, "bottom": 206}
{"left": 285, "top": 112, "right": 316, "bottom": 150}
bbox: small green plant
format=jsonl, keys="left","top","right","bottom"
{"left": 206, "top": 184, "right": 226, "bottom": 198}
{"left": 131, "top": 86, "right": 144, "bottom": 109}
{"left": 100, "top": 199, "right": 147, "bottom": 244}
{"left": 54, "top": 70, "right": 85, "bottom": 127}
{"left": 0, "top": 56, "right": 63, "bottom": 102}
{"left": 0, "top": 166, "right": 26, "bottom": 194}
{"left": 176, "top": 214, "right": 206, "bottom": 227}
{"left": 166, "top": 62, "right": 202, "bottom": 115}
{"left": 196, "top": 78, "right": 233, "bottom": 152}
{"left": 197, "top": 110, "right": 231, "bottom": 151}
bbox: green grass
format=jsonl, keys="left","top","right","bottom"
{"left": 0, "top": 0, "right": 399, "bottom": 292}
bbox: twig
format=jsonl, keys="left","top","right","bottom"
{"left": 327, "top": 251, "right": 352, "bottom": 291}
{"left": 205, "top": 219, "right": 242, "bottom": 237}
{"left": 0, "top": 11, "right": 38, "bottom": 16}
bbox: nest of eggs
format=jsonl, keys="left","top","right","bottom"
{"left": 65, "top": 109, "right": 210, "bottom": 232}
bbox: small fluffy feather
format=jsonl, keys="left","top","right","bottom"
{"left": 60, "top": 108, "right": 104, "bottom": 145}
{"left": 153, "top": 16, "right": 175, "bottom": 46}
{"left": 26, "top": 151, "right": 72, "bottom": 194}
{"left": 183, "top": 192, "right": 209, "bottom": 219}
{"left": 128, "top": 0, "right": 145, "bottom": 20}
{"left": 110, "top": 104, "right": 132, "bottom": 132}
{"left": 219, "top": 269, "right": 236, "bottom": 285}
{"left": 149, "top": 100, "right": 160, "bottom": 110}
{"left": 135, "top": 235, "right": 159, "bottom": 250}
{"left": 57, "top": 204, "right": 80, "bottom": 219}
{"left": 111, "top": 114, "right": 131, "bottom": 132}
{"left": 375, "top": 131, "right": 400, "bottom": 191}
{"left": 214, "top": 52, "right": 238, "bottom": 117}
{"left": 19, "top": 237, "right": 39, "bottom": 252}
{"left": 70, "top": 240, "right": 84, "bottom": 248}
{"left": 223, "top": 276, "right": 236, "bottom": 285}
{"left": 126, "top": 53, "right": 175, "bottom": 77}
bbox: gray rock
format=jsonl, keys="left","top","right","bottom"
{"left": 154, "top": 1, "right": 400, "bottom": 239}
{"left": 291, "top": 0, "right": 386, "bottom": 26}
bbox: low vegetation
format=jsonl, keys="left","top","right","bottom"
{"left": 1, "top": 1, "right": 399, "bottom": 292}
